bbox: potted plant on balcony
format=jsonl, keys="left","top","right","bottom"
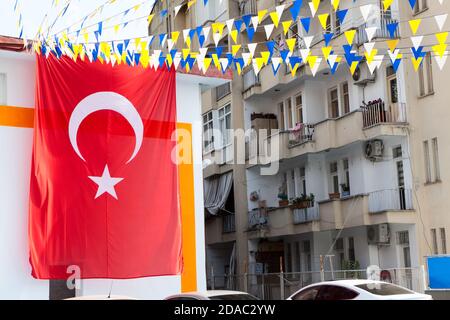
{"left": 340, "top": 183, "right": 350, "bottom": 197}
{"left": 291, "top": 193, "right": 315, "bottom": 209}
{"left": 329, "top": 191, "right": 340, "bottom": 200}
{"left": 277, "top": 183, "right": 289, "bottom": 207}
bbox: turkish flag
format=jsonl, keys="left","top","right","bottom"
{"left": 29, "top": 55, "right": 182, "bottom": 279}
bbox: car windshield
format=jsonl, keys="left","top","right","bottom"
{"left": 356, "top": 283, "right": 413, "bottom": 296}
{"left": 209, "top": 294, "right": 259, "bottom": 300}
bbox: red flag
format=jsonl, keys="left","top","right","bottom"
{"left": 29, "top": 55, "right": 182, "bottom": 279}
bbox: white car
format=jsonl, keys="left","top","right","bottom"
{"left": 165, "top": 290, "right": 259, "bottom": 300}
{"left": 287, "top": 280, "right": 432, "bottom": 300}
{"left": 66, "top": 295, "right": 137, "bottom": 300}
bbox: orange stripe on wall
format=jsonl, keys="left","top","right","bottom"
{"left": 1, "top": 106, "right": 198, "bottom": 292}
{"left": 0, "top": 106, "right": 34, "bottom": 128}
{"left": 176, "top": 123, "right": 198, "bottom": 292}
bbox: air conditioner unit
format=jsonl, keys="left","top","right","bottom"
{"left": 365, "top": 139, "right": 384, "bottom": 161}
{"left": 353, "top": 63, "right": 377, "bottom": 86}
{"left": 367, "top": 224, "right": 390, "bottom": 245}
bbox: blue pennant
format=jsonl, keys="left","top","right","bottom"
{"left": 215, "top": 46, "right": 223, "bottom": 58}
{"left": 242, "top": 15, "right": 252, "bottom": 28}
{"left": 324, "top": 33, "right": 334, "bottom": 46}
{"left": 234, "top": 58, "right": 244, "bottom": 71}
{"left": 196, "top": 26, "right": 203, "bottom": 37}
{"left": 411, "top": 46, "right": 426, "bottom": 60}
{"left": 160, "top": 9, "right": 168, "bottom": 17}
{"left": 336, "top": 9, "right": 348, "bottom": 24}
{"left": 198, "top": 35, "right": 205, "bottom": 47}
{"left": 393, "top": 58, "right": 401, "bottom": 72}
{"left": 330, "top": 60, "right": 339, "bottom": 74}
{"left": 98, "top": 22, "right": 103, "bottom": 36}
{"left": 289, "top": 0, "right": 302, "bottom": 21}
{"left": 159, "top": 55, "right": 167, "bottom": 68}
{"left": 280, "top": 50, "right": 290, "bottom": 62}
{"left": 408, "top": 0, "right": 417, "bottom": 10}
{"left": 203, "top": 0, "right": 209, "bottom": 5}
{"left": 247, "top": 26, "right": 255, "bottom": 42}
{"left": 272, "top": 60, "right": 281, "bottom": 75}
{"left": 300, "top": 17, "right": 311, "bottom": 33}
{"left": 159, "top": 33, "right": 167, "bottom": 45}
{"left": 187, "top": 56, "right": 196, "bottom": 70}
{"left": 170, "top": 49, "right": 178, "bottom": 60}
{"left": 189, "top": 29, "right": 196, "bottom": 40}
{"left": 387, "top": 22, "right": 398, "bottom": 38}
{"left": 117, "top": 43, "right": 124, "bottom": 55}
{"left": 289, "top": 56, "right": 303, "bottom": 69}
{"left": 234, "top": 20, "right": 243, "bottom": 32}
{"left": 134, "top": 53, "right": 141, "bottom": 66}
{"left": 266, "top": 41, "right": 275, "bottom": 57}
{"left": 124, "top": 39, "right": 130, "bottom": 50}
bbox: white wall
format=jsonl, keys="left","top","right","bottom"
{"left": 0, "top": 51, "right": 214, "bottom": 299}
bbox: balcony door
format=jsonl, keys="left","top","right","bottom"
{"left": 386, "top": 66, "right": 399, "bottom": 122}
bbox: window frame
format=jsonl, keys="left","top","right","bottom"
{"left": 423, "top": 140, "right": 432, "bottom": 183}
{"left": 218, "top": 104, "right": 232, "bottom": 148}
{"left": 202, "top": 111, "right": 214, "bottom": 153}
{"left": 432, "top": 137, "right": 440, "bottom": 181}
{"left": 328, "top": 87, "right": 340, "bottom": 118}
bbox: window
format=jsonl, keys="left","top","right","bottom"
{"left": 285, "top": 243, "right": 292, "bottom": 273}
{"left": 418, "top": 53, "right": 433, "bottom": 96}
{"left": 342, "top": 82, "right": 350, "bottom": 114}
{"left": 325, "top": 14, "right": 332, "bottom": 33}
{"left": 279, "top": 102, "right": 285, "bottom": 130}
{"left": 286, "top": 98, "right": 293, "bottom": 129}
{"left": 333, "top": 7, "right": 341, "bottom": 34}
{"left": 294, "top": 242, "right": 301, "bottom": 272}
{"left": 329, "top": 87, "right": 339, "bottom": 118}
{"left": 330, "top": 162, "right": 339, "bottom": 193}
{"left": 431, "top": 228, "right": 438, "bottom": 255}
{"left": 335, "top": 238, "right": 344, "bottom": 268}
{"left": 348, "top": 237, "right": 355, "bottom": 262}
{"left": 441, "top": 228, "right": 447, "bottom": 254}
{"left": 216, "top": 83, "right": 231, "bottom": 101}
{"left": 203, "top": 111, "right": 214, "bottom": 152}
{"left": 218, "top": 104, "right": 231, "bottom": 146}
{"left": 393, "top": 146, "right": 402, "bottom": 159}
{"left": 342, "top": 159, "right": 350, "bottom": 195}
{"left": 413, "top": 0, "right": 428, "bottom": 14}
{"left": 316, "top": 285, "right": 359, "bottom": 300}
{"left": 356, "top": 283, "right": 413, "bottom": 295}
{"left": 298, "top": 167, "right": 306, "bottom": 196}
{"left": 397, "top": 231, "right": 410, "bottom": 245}
{"left": 292, "top": 286, "right": 320, "bottom": 300}
{"left": 295, "top": 94, "right": 303, "bottom": 124}
{"left": 432, "top": 138, "right": 440, "bottom": 181}
{"left": 423, "top": 140, "right": 431, "bottom": 183}
{"left": 0, "top": 73, "right": 6, "bottom": 105}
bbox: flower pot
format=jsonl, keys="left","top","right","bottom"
{"left": 329, "top": 192, "right": 340, "bottom": 200}
{"left": 278, "top": 199, "right": 289, "bottom": 207}
{"left": 292, "top": 201, "right": 311, "bottom": 209}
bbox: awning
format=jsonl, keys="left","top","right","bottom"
{"left": 203, "top": 172, "right": 233, "bottom": 215}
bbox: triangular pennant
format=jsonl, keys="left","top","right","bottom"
{"left": 435, "top": 14, "right": 448, "bottom": 31}
{"left": 336, "top": 9, "right": 348, "bottom": 24}
{"left": 383, "top": 0, "right": 394, "bottom": 11}
{"left": 409, "top": 19, "right": 421, "bottom": 35}
{"left": 408, "top": 0, "right": 417, "bottom": 10}
{"left": 290, "top": 0, "right": 302, "bottom": 21}
{"left": 248, "top": 43, "right": 257, "bottom": 57}
{"left": 286, "top": 38, "right": 297, "bottom": 53}
{"left": 387, "top": 22, "right": 398, "bottom": 38}
{"left": 271, "top": 57, "right": 282, "bottom": 75}
{"left": 318, "top": 13, "right": 329, "bottom": 30}
{"left": 301, "top": 17, "right": 311, "bottom": 33}
{"left": 365, "top": 27, "right": 377, "bottom": 42}
{"left": 344, "top": 30, "right": 356, "bottom": 45}
{"left": 251, "top": 16, "right": 259, "bottom": 30}
{"left": 331, "top": 0, "right": 340, "bottom": 11}
{"left": 435, "top": 53, "right": 448, "bottom": 70}
{"left": 364, "top": 42, "right": 375, "bottom": 55}
{"left": 410, "top": 35, "right": 423, "bottom": 50}
{"left": 230, "top": 30, "right": 238, "bottom": 43}
{"left": 303, "top": 36, "right": 314, "bottom": 49}
{"left": 282, "top": 21, "right": 293, "bottom": 35}
{"left": 387, "top": 39, "right": 399, "bottom": 52}
{"left": 264, "top": 24, "right": 275, "bottom": 40}
{"left": 226, "top": 19, "right": 234, "bottom": 33}
{"left": 436, "top": 32, "right": 448, "bottom": 45}
{"left": 258, "top": 9, "right": 268, "bottom": 22}
{"left": 269, "top": 12, "right": 280, "bottom": 28}
{"left": 360, "top": 4, "right": 372, "bottom": 23}
{"left": 323, "top": 33, "right": 333, "bottom": 46}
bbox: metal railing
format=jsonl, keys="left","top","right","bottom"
{"left": 292, "top": 205, "right": 320, "bottom": 224}
{"left": 216, "top": 83, "right": 231, "bottom": 101}
{"left": 248, "top": 208, "right": 268, "bottom": 229}
{"left": 362, "top": 101, "right": 407, "bottom": 128}
{"left": 243, "top": 70, "right": 261, "bottom": 92}
{"left": 222, "top": 214, "right": 236, "bottom": 233}
{"left": 286, "top": 124, "right": 315, "bottom": 146}
{"left": 240, "top": 0, "right": 257, "bottom": 15}
{"left": 208, "top": 267, "right": 424, "bottom": 300}
{"left": 368, "top": 188, "right": 413, "bottom": 213}
{"left": 356, "top": 15, "right": 400, "bottom": 45}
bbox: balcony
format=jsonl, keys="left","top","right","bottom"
{"left": 205, "top": 214, "right": 236, "bottom": 245}
{"left": 362, "top": 101, "right": 407, "bottom": 128}
{"left": 293, "top": 206, "right": 320, "bottom": 224}
{"left": 356, "top": 14, "right": 400, "bottom": 45}
{"left": 222, "top": 214, "right": 236, "bottom": 233}
{"left": 243, "top": 69, "right": 261, "bottom": 95}
{"left": 368, "top": 188, "right": 413, "bottom": 213}
{"left": 216, "top": 83, "right": 231, "bottom": 101}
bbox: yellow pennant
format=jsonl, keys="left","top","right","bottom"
{"left": 432, "top": 43, "right": 447, "bottom": 58}
{"left": 83, "top": 32, "right": 89, "bottom": 44}
{"left": 387, "top": 39, "right": 399, "bottom": 52}
{"left": 349, "top": 61, "right": 359, "bottom": 75}
{"left": 147, "top": 14, "right": 154, "bottom": 26}
{"left": 171, "top": 31, "right": 180, "bottom": 43}
{"left": 212, "top": 54, "right": 220, "bottom": 68}
{"left": 344, "top": 30, "right": 356, "bottom": 45}
{"left": 140, "top": 50, "right": 150, "bottom": 68}
{"left": 182, "top": 48, "right": 191, "bottom": 60}
{"left": 308, "top": 55, "right": 318, "bottom": 69}
{"left": 203, "top": 57, "right": 212, "bottom": 73}
{"left": 331, "top": 0, "right": 340, "bottom": 11}
{"left": 282, "top": 21, "right": 293, "bottom": 35}
{"left": 291, "top": 63, "right": 300, "bottom": 77}
{"left": 318, "top": 14, "right": 329, "bottom": 30}
{"left": 232, "top": 44, "right": 241, "bottom": 56}
{"left": 255, "top": 57, "right": 265, "bottom": 71}
{"left": 258, "top": 9, "right": 268, "bottom": 22}
{"left": 322, "top": 46, "right": 332, "bottom": 60}
{"left": 382, "top": 0, "right": 393, "bottom": 11}
{"left": 135, "top": 37, "right": 141, "bottom": 48}
{"left": 269, "top": 11, "right": 280, "bottom": 28}
{"left": 412, "top": 57, "right": 424, "bottom": 71}
{"left": 114, "top": 25, "right": 120, "bottom": 33}
{"left": 436, "top": 32, "right": 448, "bottom": 45}
{"left": 364, "top": 49, "right": 378, "bottom": 64}
{"left": 133, "top": 4, "right": 141, "bottom": 11}
{"left": 185, "top": 36, "right": 191, "bottom": 48}
{"left": 212, "top": 22, "right": 225, "bottom": 36}
{"left": 409, "top": 19, "right": 421, "bottom": 35}
{"left": 230, "top": 29, "right": 238, "bottom": 44}
{"left": 286, "top": 38, "right": 297, "bottom": 53}
{"left": 187, "top": 0, "right": 197, "bottom": 9}
{"left": 261, "top": 51, "right": 271, "bottom": 65}
{"left": 312, "top": 0, "right": 321, "bottom": 11}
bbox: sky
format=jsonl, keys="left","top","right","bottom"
{"left": 0, "top": 0, "right": 155, "bottom": 41}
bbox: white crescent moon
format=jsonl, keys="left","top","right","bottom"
{"left": 68, "top": 91, "right": 144, "bottom": 164}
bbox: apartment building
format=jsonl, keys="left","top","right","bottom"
{"left": 149, "top": 0, "right": 448, "bottom": 293}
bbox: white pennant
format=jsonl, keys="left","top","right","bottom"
{"left": 328, "top": 54, "right": 339, "bottom": 69}
{"left": 435, "top": 52, "right": 448, "bottom": 70}
{"left": 199, "top": 47, "right": 208, "bottom": 57}
{"left": 264, "top": 24, "right": 275, "bottom": 40}
{"left": 360, "top": 4, "right": 373, "bottom": 23}
{"left": 252, "top": 59, "right": 262, "bottom": 76}
{"left": 271, "top": 57, "right": 282, "bottom": 72}
{"left": 213, "top": 33, "right": 221, "bottom": 46}
{"left": 410, "top": 36, "right": 423, "bottom": 50}
{"left": 226, "top": 19, "right": 234, "bottom": 33}
{"left": 251, "top": 16, "right": 259, "bottom": 30}
{"left": 365, "top": 27, "right": 377, "bottom": 42}
{"left": 300, "top": 49, "right": 311, "bottom": 62}
{"left": 174, "top": 5, "right": 182, "bottom": 17}
{"left": 308, "top": 2, "right": 318, "bottom": 17}
{"left": 435, "top": 14, "right": 448, "bottom": 31}
{"left": 242, "top": 53, "right": 252, "bottom": 66}
{"left": 364, "top": 42, "right": 375, "bottom": 55}
{"left": 388, "top": 49, "right": 400, "bottom": 63}
{"left": 167, "top": 39, "right": 175, "bottom": 51}
{"left": 367, "top": 56, "right": 383, "bottom": 74}
{"left": 173, "top": 53, "right": 182, "bottom": 70}
{"left": 310, "top": 57, "right": 322, "bottom": 76}
{"left": 303, "top": 36, "right": 314, "bottom": 49}
{"left": 183, "top": 29, "right": 190, "bottom": 42}
{"left": 203, "top": 27, "right": 211, "bottom": 40}
{"left": 438, "top": 0, "right": 444, "bottom": 4}
{"left": 248, "top": 43, "right": 258, "bottom": 57}
{"left": 220, "top": 58, "right": 229, "bottom": 72}
{"left": 275, "top": 5, "right": 285, "bottom": 19}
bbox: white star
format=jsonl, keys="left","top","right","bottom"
{"left": 88, "top": 165, "right": 124, "bottom": 200}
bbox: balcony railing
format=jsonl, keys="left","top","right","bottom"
{"left": 222, "top": 214, "right": 236, "bottom": 233}
{"left": 216, "top": 83, "right": 231, "bottom": 101}
{"left": 356, "top": 15, "right": 400, "bottom": 45}
{"left": 368, "top": 188, "right": 413, "bottom": 213}
{"left": 243, "top": 70, "right": 261, "bottom": 92}
{"left": 241, "top": 0, "right": 257, "bottom": 15}
{"left": 362, "top": 101, "right": 407, "bottom": 128}
{"left": 286, "top": 124, "right": 315, "bottom": 147}
{"left": 293, "top": 205, "right": 320, "bottom": 224}
{"left": 248, "top": 208, "right": 268, "bottom": 229}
